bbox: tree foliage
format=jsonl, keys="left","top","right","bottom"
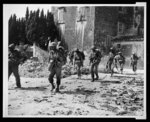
{"left": 9, "top": 7, "right": 68, "bottom": 51}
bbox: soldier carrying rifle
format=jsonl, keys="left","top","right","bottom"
{"left": 8, "top": 43, "right": 28, "bottom": 88}
{"left": 130, "top": 52, "right": 140, "bottom": 74}
{"left": 48, "top": 41, "right": 66, "bottom": 93}
{"left": 89, "top": 46, "right": 102, "bottom": 82}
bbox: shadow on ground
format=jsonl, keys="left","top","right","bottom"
{"left": 95, "top": 80, "right": 121, "bottom": 84}
{"left": 9, "top": 86, "right": 49, "bottom": 91}
{"left": 61, "top": 87, "right": 98, "bottom": 95}
{"left": 112, "top": 75, "right": 137, "bottom": 79}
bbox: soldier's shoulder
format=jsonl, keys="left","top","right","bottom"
{"left": 114, "top": 55, "right": 119, "bottom": 58}
{"left": 13, "top": 49, "right": 21, "bottom": 54}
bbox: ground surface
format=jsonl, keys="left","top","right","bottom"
{"left": 7, "top": 47, "right": 145, "bottom": 118}
{"left": 8, "top": 67, "right": 145, "bottom": 117}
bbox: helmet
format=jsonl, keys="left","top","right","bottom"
{"left": 118, "top": 51, "right": 122, "bottom": 54}
{"left": 110, "top": 47, "right": 113, "bottom": 50}
{"left": 91, "top": 46, "right": 96, "bottom": 50}
{"left": 74, "top": 48, "right": 79, "bottom": 52}
{"left": 9, "top": 44, "right": 15, "bottom": 50}
{"left": 49, "top": 42, "right": 57, "bottom": 47}
{"left": 57, "top": 46, "right": 64, "bottom": 50}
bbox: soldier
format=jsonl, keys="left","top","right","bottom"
{"left": 8, "top": 43, "right": 28, "bottom": 88}
{"left": 73, "top": 48, "right": 83, "bottom": 79}
{"left": 106, "top": 47, "right": 116, "bottom": 72}
{"left": 111, "top": 51, "right": 125, "bottom": 76}
{"left": 68, "top": 49, "right": 75, "bottom": 65}
{"left": 116, "top": 44, "right": 122, "bottom": 55}
{"left": 89, "top": 46, "right": 102, "bottom": 82}
{"left": 79, "top": 50, "right": 85, "bottom": 67}
{"left": 48, "top": 42, "right": 64, "bottom": 93}
{"left": 130, "top": 52, "right": 140, "bottom": 74}
{"left": 57, "top": 45, "right": 67, "bottom": 66}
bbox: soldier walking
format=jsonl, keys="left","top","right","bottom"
{"left": 48, "top": 42, "right": 65, "bottom": 93}
{"left": 130, "top": 52, "right": 140, "bottom": 74}
{"left": 106, "top": 47, "right": 116, "bottom": 72}
{"left": 111, "top": 51, "right": 125, "bottom": 76}
{"left": 89, "top": 46, "right": 102, "bottom": 82}
{"left": 73, "top": 48, "right": 84, "bottom": 79}
{"left": 8, "top": 43, "right": 28, "bottom": 88}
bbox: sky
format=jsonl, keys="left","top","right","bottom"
{"left": 4, "top": 4, "right": 52, "bottom": 19}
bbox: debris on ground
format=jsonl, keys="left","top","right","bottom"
{"left": 19, "top": 59, "right": 90, "bottom": 78}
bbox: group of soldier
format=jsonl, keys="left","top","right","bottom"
{"left": 106, "top": 46, "right": 140, "bottom": 76}
{"left": 8, "top": 40, "right": 140, "bottom": 93}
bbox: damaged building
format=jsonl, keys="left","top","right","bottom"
{"left": 51, "top": 6, "right": 144, "bottom": 68}
{"left": 51, "top": 6, "right": 119, "bottom": 53}
{"left": 112, "top": 7, "right": 144, "bottom": 68}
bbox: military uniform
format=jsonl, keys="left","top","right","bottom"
{"left": 131, "top": 53, "right": 139, "bottom": 73}
{"left": 80, "top": 50, "right": 85, "bottom": 67}
{"left": 48, "top": 42, "right": 64, "bottom": 92}
{"left": 89, "top": 46, "right": 101, "bottom": 82}
{"left": 69, "top": 50, "right": 75, "bottom": 65}
{"left": 106, "top": 47, "right": 115, "bottom": 72}
{"left": 73, "top": 48, "right": 83, "bottom": 79}
{"left": 8, "top": 44, "right": 27, "bottom": 88}
{"left": 111, "top": 52, "right": 125, "bottom": 76}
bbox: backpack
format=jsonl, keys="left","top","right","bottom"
{"left": 58, "top": 47, "right": 67, "bottom": 66}
{"left": 80, "top": 51, "right": 85, "bottom": 60}
{"left": 96, "top": 49, "right": 102, "bottom": 60}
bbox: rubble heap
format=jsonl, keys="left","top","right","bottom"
{"left": 19, "top": 59, "right": 90, "bottom": 78}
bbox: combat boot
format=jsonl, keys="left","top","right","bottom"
{"left": 16, "top": 80, "right": 21, "bottom": 88}
{"left": 55, "top": 87, "right": 60, "bottom": 93}
{"left": 95, "top": 74, "right": 99, "bottom": 80}
{"left": 51, "top": 83, "right": 55, "bottom": 91}
{"left": 16, "top": 84, "right": 21, "bottom": 88}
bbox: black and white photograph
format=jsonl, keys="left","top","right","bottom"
{"left": 3, "top": 3, "right": 146, "bottom": 119}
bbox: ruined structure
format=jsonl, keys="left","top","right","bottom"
{"left": 112, "top": 7, "right": 144, "bottom": 68}
{"left": 51, "top": 6, "right": 119, "bottom": 53}
{"left": 51, "top": 6, "right": 144, "bottom": 68}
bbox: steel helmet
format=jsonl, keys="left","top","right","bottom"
{"left": 9, "top": 44, "right": 15, "bottom": 50}
{"left": 49, "top": 42, "right": 57, "bottom": 47}
{"left": 118, "top": 51, "right": 122, "bottom": 54}
{"left": 91, "top": 46, "right": 96, "bottom": 50}
{"left": 74, "top": 48, "right": 79, "bottom": 52}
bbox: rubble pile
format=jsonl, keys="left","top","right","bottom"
{"left": 61, "top": 64, "right": 90, "bottom": 78}
{"left": 19, "top": 59, "right": 91, "bottom": 78}
{"left": 19, "top": 59, "right": 49, "bottom": 78}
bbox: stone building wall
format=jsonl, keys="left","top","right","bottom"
{"left": 51, "top": 6, "right": 95, "bottom": 52}
{"left": 94, "top": 7, "right": 119, "bottom": 50}
{"left": 117, "top": 7, "right": 144, "bottom": 36}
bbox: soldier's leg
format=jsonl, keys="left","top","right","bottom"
{"left": 120, "top": 62, "right": 124, "bottom": 74}
{"left": 95, "top": 63, "right": 99, "bottom": 80}
{"left": 8, "top": 60, "right": 14, "bottom": 79}
{"left": 134, "top": 63, "right": 137, "bottom": 72}
{"left": 48, "top": 69, "right": 56, "bottom": 91}
{"left": 55, "top": 67, "right": 62, "bottom": 92}
{"left": 133, "top": 62, "right": 137, "bottom": 73}
{"left": 8, "top": 65, "right": 13, "bottom": 79}
{"left": 91, "top": 63, "right": 95, "bottom": 82}
{"left": 106, "top": 60, "right": 109, "bottom": 72}
{"left": 132, "top": 63, "right": 134, "bottom": 72}
{"left": 77, "top": 63, "right": 81, "bottom": 79}
{"left": 12, "top": 65, "right": 21, "bottom": 88}
{"left": 109, "top": 61, "right": 113, "bottom": 72}
{"left": 111, "top": 63, "right": 115, "bottom": 77}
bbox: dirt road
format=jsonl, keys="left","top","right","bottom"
{"left": 8, "top": 69, "right": 145, "bottom": 117}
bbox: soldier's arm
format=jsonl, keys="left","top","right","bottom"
{"left": 89, "top": 54, "right": 92, "bottom": 65}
